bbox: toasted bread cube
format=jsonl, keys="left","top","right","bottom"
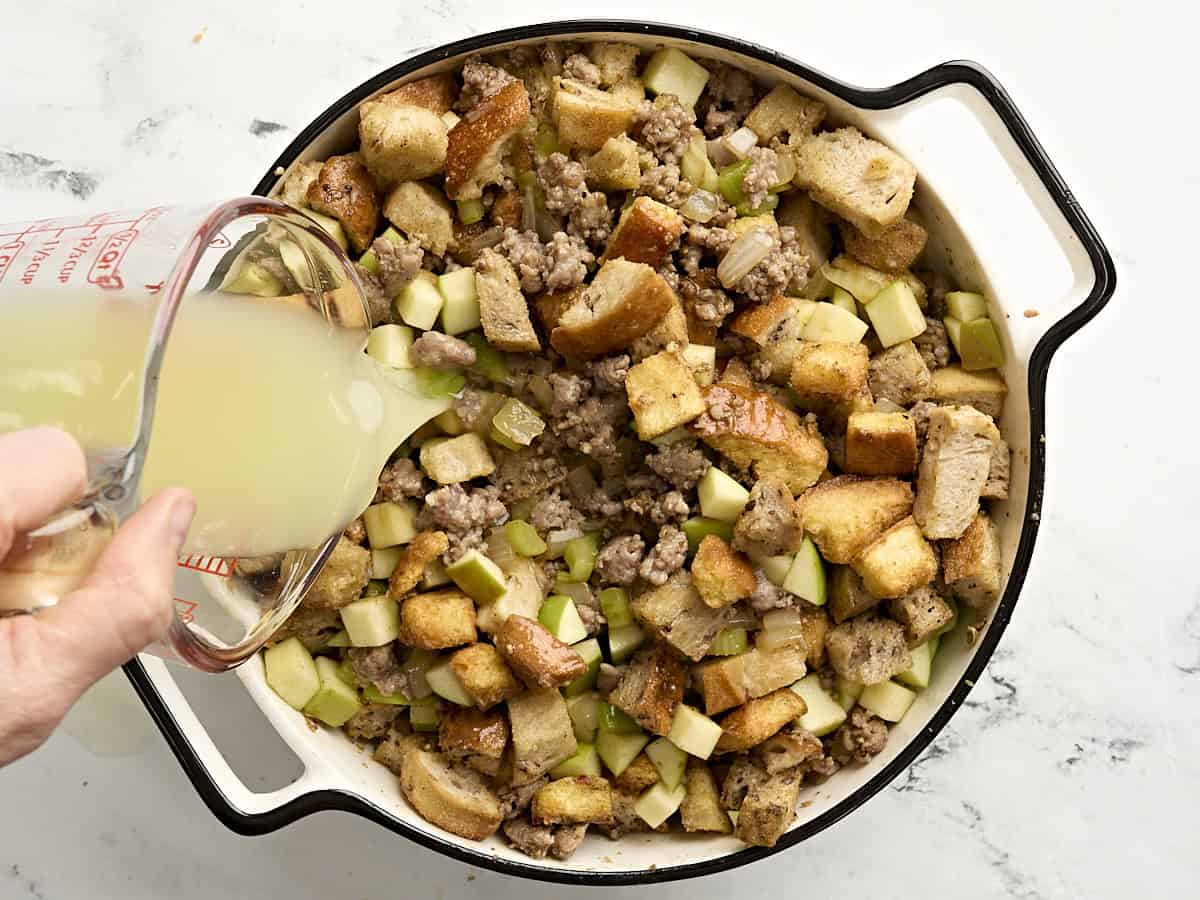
{"left": 446, "top": 81, "right": 531, "bottom": 200}
{"left": 680, "top": 761, "right": 733, "bottom": 833}
{"left": 533, "top": 776, "right": 614, "bottom": 825}
{"left": 735, "top": 769, "right": 802, "bottom": 847}
{"left": 610, "top": 77, "right": 646, "bottom": 107}
{"left": 842, "top": 217, "right": 928, "bottom": 273}
{"left": 745, "top": 83, "right": 826, "bottom": 142}
{"left": 733, "top": 477, "right": 804, "bottom": 558}
{"left": 278, "top": 160, "right": 322, "bottom": 210}
{"left": 632, "top": 572, "right": 735, "bottom": 662}
{"left": 588, "top": 42, "right": 641, "bottom": 85}
{"left": 692, "top": 535, "right": 758, "bottom": 609}
{"left": 382, "top": 181, "right": 454, "bottom": 256}
{"left": 551, "top": 258, "right": 676, "bottom": 358}
{"left": 388, "top": 530, "right": 450, "bottom": 598}
{"left": 794, "top": 602, "right": 831, "bottom": 668}
{"left": 828, "top": 565, "right": 881, "bottom": 624}
{"left": 691, "top": 384, "right": 828, "bottom": 495}
{"left": 373, "top": 728, "right": 421, "bottom": 775}
{"left": 304, "top": 536, "right": 371, "bottom": 609}
{"left": 552, "top": 78, "right": 636, "bottom": 151}
{"left": 495, "top": 615, "right": 587, "bottom": 689}
{"left": 398, "top": 745, "right": 503, "bottom": 841}
{"left": 397, "top": 589, "right": 477, "bottom": 650}
{"left": 793, "top": 127, "right": 917, "bottom": 239}
{"left": 982, "top": 437, "right": 1010, "bottom": 500}
{"left": 532, "top": 285, "right": 586, "bottom": 333}
{"left": 450, "top": 643, "right": 524, "bottom": 711}
{"left": 715, "top": 689, "right": 807, "bottom": 753}
{"left": 508, "top": 688, "right": 578, "bottom": 785}
{"left": 930, "top": 367, "right": 1007, "bottom": 420}
{"left": 609, "top": 642, "right": 688, "bottom": 735}
{"left": 720, "top": 357, "right": 756, "bottom": 387}
{"left": 868, "top": 341, "right": 932, "bottom": 407}
{"left": 730, "top": 295, "right": 816, "bottom": 383}
{"left": 614, "top": 753, "right": 661, "bottom": 792}
{"left": 626, "top": 351, "right": 707, "bottom": 440}
{"left": 889, "top": 585, "right": 955, "bottom": 646}
{"left": 378, "top": 74, "right": 458, "bottom": 114}
{"left": 629, "top": 295, "right": 690, "bottom": 362}
{"left": 439, "top": 706, "right": 509, "bottom": 766}
{"left": 914, "top": 406, "right": 1001, "bottom": 540}
{"left": 845, "top": 411, "right": 918, "bottom": 476}
{"left": 358, "top": 100, "right": 448, "bottom": 187}
{"left": 789, "top": 341, "right": 870, "bottom": 405}
{"left": 696, "top": 645, "right": 808, "bottom": 716}
{"left": 754, "top": 725, "right": 824, "bottom": 774}
{"left": 825, "top": 614, "right": 912, "bottom": 684}
{"left": 942, "top": 511, "right": 1002, "bottom": 608}
{"left": 584, "top": 134, "right": 641, "bottom": 190}
{"left": 851, "top": 517, "right": 938, "bottom": 599}
{"left": 600, "top": 196, "right": 684, "bottom": 269}
{"left": 474, "top": 248, "right": 540, "bottom": 352}
{"left": 796, "top": 475, "right": 913, "bottom": 564}
{"left": 778, "top": 193, "right": 834, "bottom": 276}
{"left": 305, "top": 155, "right": 380, "bottom": 254}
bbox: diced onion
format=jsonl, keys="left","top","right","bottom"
{"left": 756, "top": 625, "right": 807, "bottom": 652}
{"left": 556, "top": 579, "right": 593, "bottom": 610}
{"left": 723, "top": 127, "right": 759, "bottom": 159}
{"left": 706, "top": 138, "right": 737, "bottom": 168}
{"left": 402, "top": 661, "right": 432, "bottom": 700}
{"left": 773, "top": 151, "right": 797, "bottom": 187}
{"left": 680, "top": 189, "right": 720, "bottom": 223}
{"left": 762, "top": 608, "right": 803, "bottom": 630}
{"left": 486, "top": 526, "right": 518, "bottom": 568}
{"left": 717, "top": 229, "right": 774, "bottom": 287}
{"left": 723, "top": 606, "right": 759, "bottom": 629}
{"left": 546, "top": 527, "right": 584, "bottom": 560}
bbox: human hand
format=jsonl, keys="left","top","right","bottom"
{"left": 0, "top": 427, "right": 194, "bottom": 766}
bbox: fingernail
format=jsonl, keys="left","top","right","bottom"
{"left": 168, "top": 492, "right": 196, "bottom": 550}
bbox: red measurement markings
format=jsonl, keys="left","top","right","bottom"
{"left": 0, "top": 240, "right": 23, "bottom": 285}
{"left": 87, "top": 229, "right": 137, "bottom": 290}
{"left": 174, "top": 598, "right": 198, "bottom": 624}
{"left": 177, "top": 554, "right": 234, "bottom": 578}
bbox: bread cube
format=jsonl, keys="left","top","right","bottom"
{"left": 304, "top": 536, "right": 370, "bottom": 609}
{"left": 508, "top": 688, "right": 578, "bottom": 785}
{"left": 439, "top": 706, "right": 509, "bottom": 767}
{"left": 889, "top": 585, "right": 955, "bottom": 646}
{"left": 982, "top": 437, "right": 1010, "bottom": 500}
{"left": 825, "top": 614, "right": 912, "bottom": 684}
{"left": 305, "top": 155, "right": 380, "bottom": 254}
{"left": 789, "top": 341, "right": 870, "bottom": 406}
{"left": 795, "top": 475, "right": 913, "bottom": 564}
{"left": 609, "top": 642, "right": 687, "bottom": 735}
{"left": 449, "top": 642, "right": 524, "bottom": 711}
{"left": 587, "top": 42, "right": 641, "bottom": 85}
{"left": 696, "top": 645, "right": 808, "bottom": 716}
{"left": 745, "top": 83, "right": 827, "bottom": 142}
{"left": 914, "top": 405, "right": 1001, "bottom": 540}
{"left": 474, "top": 248, "right": 540, "bottom": 352}
{"left": 614, "top": 753, "right": 661, "bottom": 792}
{"left": 753, "top": 725, "right": 823, "bottom": 774}
{"left": 629, "top": 295, "right": 690, "bottom": 362}
{"left": 692, "top": 535, "right": 758, "bottom": 609}
{"left": 729, "top": 295, "right": 816, "bottom": 384}
{"left": 397, "top": 588, "right": 477, "bottom": 650}
{"left": 532, "top": 776, "right": 614, "bottom": 826}
{"left": 715, "top": 689, "right": 807, "bottom": 753}
{"left": 851, "top": 516, "right": 938, "bottom": 599}
{"left": 795, "top": 601, "right": 831, "bottom": 668}
{"left": 735, "top": 769, "right": 802, "bottom": 847}
{"left": 398, "top": 745, "right": 503, "bottom": 841}
{"left": 930, "top": 366, "right": 1007, "bottom": 420}
{"left": 382, "top": 181, "right": 454, "bottom": 256}
{"left": 551, "top": 258, "right": 676, "bottom": 358}
{"left": 680, "top": 761, "right": 733, "bottom": 833}
{"left": 388, "top": 530, "right": 450, "bottom": 598}
{"left": 942, "top": 511, "right": 1002, "bottom": 608}
{"left": 841, "top": 217, "right": 928, "bottom": 273}
{"left": 632, "top": 572, "right": 735, "bottom": 662}
{"left": 584, "top": 134, "right": 642, "bottom": 190}
{"left": 625, "top": 351, "right": 707, "bottom": 440}
{"left": 495, "top": 615, "right": 587, "bottom": 689}
{"left": 552, "top": 78, "right": 636, "bottom": 151}
{"left": 777, "top": 193, "right": 834, "bottom": 275}
{"left": 828, "top": 565, "right": 881, "bottom": 624}
{"left": 600, "top": 196, "right": 684, "bottom": 269}
{"left": 868, "top": 341, "right": 933, "bottom": 407}
{"left": 845, "top": 411, "right": 918, "bottom": 476}
{"left": 446, "top": 81, "right": 531, "bottom": 200}
{"left": 358, "top": 100, "right": 448, "bottom": 187}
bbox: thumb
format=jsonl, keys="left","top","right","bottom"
{"left": 36, "top": 488, "right": 195, "bottom": 692}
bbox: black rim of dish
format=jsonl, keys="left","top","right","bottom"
{"left": 123, "top": 18, "right": 1117, "bottom": 886}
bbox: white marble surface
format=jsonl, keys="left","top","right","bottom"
{"left": 2, "top": 1, "right": 1198, "bottom": 897}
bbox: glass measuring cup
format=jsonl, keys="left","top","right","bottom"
{"left": 0, "top": 197, "right": 369, "bottom": 672}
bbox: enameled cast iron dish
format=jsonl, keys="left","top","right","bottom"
{"left": 123, "top": 20, "right": 1116, "bottom": 885}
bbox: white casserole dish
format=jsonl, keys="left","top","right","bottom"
{"left": 124, "top": 20, "right": 1116, "bottom": 885}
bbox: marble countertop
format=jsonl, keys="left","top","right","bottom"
{"left": 2, "top": 1, "right": 1197, "bottom": 897}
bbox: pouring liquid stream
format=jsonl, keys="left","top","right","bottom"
{"left": 0, "top": 290, "right": 448, "bottom": 608}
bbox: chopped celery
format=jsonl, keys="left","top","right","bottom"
{"left": 681, "top": 136, "right": 720, "bottom": 193}
{"left": 408, "top": 698, "right": 440, "bottom": 732}
{"left": 303, "top": 657, "right": 361, "bottom": 727}
{"left": 412, "top": 368, "right": 467, "bottom": 399}
{"left": 564, "top": 638, "right": 602, "bottom": 697}
{"left": 326, "top": 630, "right": 351, "bottom": 648}
{"left": 680, "top": 516, "right": 735, "bottom": 553}
{"left": 489, "top": 427, "right": 522, "bottom": 451}
{"left": 362, "top": 684, "right": 410, "bottom": 705}
{"left": 717, "top": 159, "right": 752, "bottom": 206}
{"left": 492, "top": 397, "right": 545, "bottom": 447}
{"left": 340, "top": 594, "right": 400, "bottom": 647}
{"left": 504, "top": 520, "right": 547, "bottom": 557}
{"left": 464, "top": 332, "right": 509, "bottom": 384}
{"left": 598, "top": 701, "right": 642, "bottom": 735}
{"left": 599, "top": 587, "right": 633, "bottom": 628}
{"left": 607, "top": 623, "right": 646, "bottom": 664}
{"left": 362, "top": 579, "right": 389, "bottom": 598}
{"left": 455, "top": 197, "right": 485, "bottom": 226}
{"left": 708, "top": 627, "right": 748, "bottom": 657}
{"left": 563, "top": 533, "right": 599, "bottom": 583}
{"left": 735, "top": 193, "right": 779, "bottom": 217}
{"left": 550, "top": 742, "right": 602, "bottom": 778}
{"left": 263, "top": 638, "right": 319, "bottom": 710}
{"left": 538, "top": 595, "right": 589, "bottom": 645}
{"left": 534, "top": 123, "right": 563, "bottom": 158}
{"left": 566, "top": 693, "right": 600, "bottom": 742}
{"left": 642, "top": 47, "right": 710, "bottom": 108}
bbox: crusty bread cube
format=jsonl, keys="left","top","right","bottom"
{"left": 533, "top": 776, "right": 614, "bottom": 826}
{"left": 305, "top": 155, "right": 381, "bottom": 254}
{"left": 692, "top": 534, "right": 758, "bottom": 609}
{"left": 495, "top": 615, "right": 587, "bottom": 689}
{"left": 733, "top": 477, "right": 804, "bottom": 558}
{"left": 845, "top": 410, "right": 918, "bottom": 476}
{"left": 841, "top": 217, "right": 928, "bottom": 273}
{"left": 446, "top": 80, "right": 531, "bottom": 200}
{"left": 610, "top": 77, "right": 646, "bottom": 107}
{"left": 868, "top": 341, "right": 932, "bottom": 407}
{"left": 795, "top": 601, "right": 831, "bottom": 668}
{"left": 632, "top": 572, "right": 736, "bottom": 662}
{"left": 449, "top": 643, "right": 524, "bottom": 711}
{"left": 745, "top": 83, "right": 826, "bottom": 142}
{"left": 851, "top": 516, "right": 939, "bottom": 599}
{"left": 828, "top": 565, "right": 882, "bottom": 624}
{"left": 793, "top": 127, "right": 917, "bottom": 239}
{"left": 397, "top": 588, "right": 477, "bottom": 650}
{"left": 930, "top": 367, "right": 1007, "bottom": 420}
{"left": 796, "top": 475, "right": 913, "bottom": 564}
{"left": 629, "top": 295, "right": 690, "bottom": 362}
{"left": 982, "top": 437, "right": 1010, "bottom": 500}
{"left": 551, "top": 258, "right": 676, "bottom": 358}
{"left": 358, "top": 101, "right": 448, "bottom": 188}
{"left": 715, "top": 688, "right": 807, "bottom": 753}
{"left": 600, "top": 196, "right": 684, "bottom": 269}
{"left": 914, "top": 405, "right": 1001, "bottom": 540}
{"left": 609, "top": 642, "right": 687, "bottom": 735}
{"left": 587, "top": 42, "right": 641, "bottom": 85}
{"left": 375, "top": 74, "right": 458, "bottom": 114}
{"left": 735, "top": 769, "right": 802, "bottom": 847}
{"left": 388, "top": 530, "right": 450, "bottom": 598}
{"left": 552, "top": 77, "right": 636, "bottom": 151}
{"left": 719, "top": 357, "right": 756, "bottom": 387}
{"left": 398, "top": 744, "right": 503, "bottom": 841}
{"left": 825, "top": 614, "right": 912, "bottom": 684}
{"left": 889, "top": 585, "right": 955, "bottom": 646}
{"left": 942, "top": 510, "right": 1002, "bottom": 608}
{"left": 696, "top": 645, "right": 808, "bottom": 716}
{"left": 730, "top": 295, "right": 813, "bottom": 384}
{"left": 374, "top": 728, "right": 423, "bottom": 775}
{"left": 439, "top": 706, "right": 509, "bottom": 766}
{"left": 626, "top": 350, "right": 706, "bottom": 440}
{"left": 508, "top": 688, "right": 578, "bottom": 785}
{"left": 680, "top": 761, "right": 733, "bottom": 833}
{"left": 304, "top": 536, "right": 370, "bottom": 609}
{"left": 584, "top": 134, "right": 642, "bottom": 190}
{"left": 533, "top": 285, "right": 586, "bottom": 333}
{"left": 789, "top": 341, "right": 870, "bottom": 406}
{"left": 474, "top": 248, "right": 540, "bottom": 352}
{"left": 753, "top": 725, "right": 823, "bottom": 774}
{"left": 613, "top": 753, "right": 661, "bottom": 792}
{"left": 691, "top": 384, "right": 829, "bottom": 495}
{"left": 278, "top": 160, "right": 322, "bottom": 209}
{"left": 382, "top": 181, "right": 454, "bottom": 256}
{"left": 777, "top": 193, "right": 834, "bottom": 275}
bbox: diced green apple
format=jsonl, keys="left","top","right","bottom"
{"left": 830, "top": 286, "right": 860, "bottom": 318}
{"left": 758, "top": 554, "right": 795, "bottom": 586}
{"left": 783, "top": 537, "right": 826, "bottom": 605}
{"left": 438, "top": 267, "right": 481, "bottom": 335}
{"left": 299, "top": 208, "right": 350, "bottom": 251}
{"left": 646, "top": 737, "right": 688, "bottom": 790}
{"left": 606, "top": 624, "right": 646, "bottom": 664}
{"left": 801, "top": 302, "right": 869, "bottom": 343}
{"left": 339, "top": 594, "right": 400, "bottom": 647}
{"left": 303, "top": 656, "right": 362, "bottom": 727}
{"left": 445, "top": 549, "right": 508, "bottom": 603}
{"left": 790, "top": 674, "right": 847, "bottom": 737}
{"left": 538, "top": 595, "right": 589, "bottom": 646}
{"left": 944, "top": 290, "right": 988, "bottom": 322}
{"left": 326, "top": 629, "right": 351, "bottom": 648}
{"left": 865, "top": 280, "right": 926, "bottom": 348}
{"left": 425, "top": 659, "right": 474, "bottom": 706}
{"left": 697, "top": 468, "right": 751, "bottom": 522}
{"left": 599, "top": 587, "right": 633, "bottom": 628}
{"left": 860, "top": 680, "right": 917, "bottom": 722}
{"left": 666, "top": 704, "right": 723, "bottom": 759}
{"left": 566, "top": 692, "right": 600, "bottom": 742}
{"left": 642, "top": 47, "right": 710, "bottom": 108}
{"left": 681, "top": 517, "right": 735, "bottom": 553}
{"left": 944, "top": 315, "right": 964, "bottom": 356}
{"left": 362, "top": 684, "right": 410, "bottom": 705}
{"left": 263, "top": 637, "right": 319, "bottom": 710}
{"left": 596, "top": 729, "right": 650, "bottom": 777}
{"left": 599, "top": 701, "right": 642, "bottom": 735}
{"left": 408, "top": 698, "right": 440, "bottom": 732}
{"left": 836, "top": 675, "right": 864, "bottom": 712}
{"left": 958, "top": 317, "right": 1006, "bottom": 371}
{"left": 221, "top": 260, "right": 284, "bottom": 297}
{"left": 362, "top": 501, "right": 418, "bottom": 548}
{"left": 393, "top": 272, "right": 444, "bottom": 329}
{"left": 550, "top": 742, "right": 603, "bottom": 778}
{"left": 371, "top": 547, "right": 403, "bottom": 580}
{"left": 366, "top": 324, "right": 415, "bottom": 369}
{"left": 277, "top": 239, "right": 315, "bottom": 291}
{"left": 422, "top": 559, "right": 451, "bottom": 589}
{"left": 434, "top": 408, "right": 467, "bottom": 435}
{"left": 895, "top": 639, "right": 937, "bottom": 690}
{"left": 634, "top": 781, "right": 687, "bottom": 828}
{"left": 564, "top": 639, "right": 602, "bottom": 697}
